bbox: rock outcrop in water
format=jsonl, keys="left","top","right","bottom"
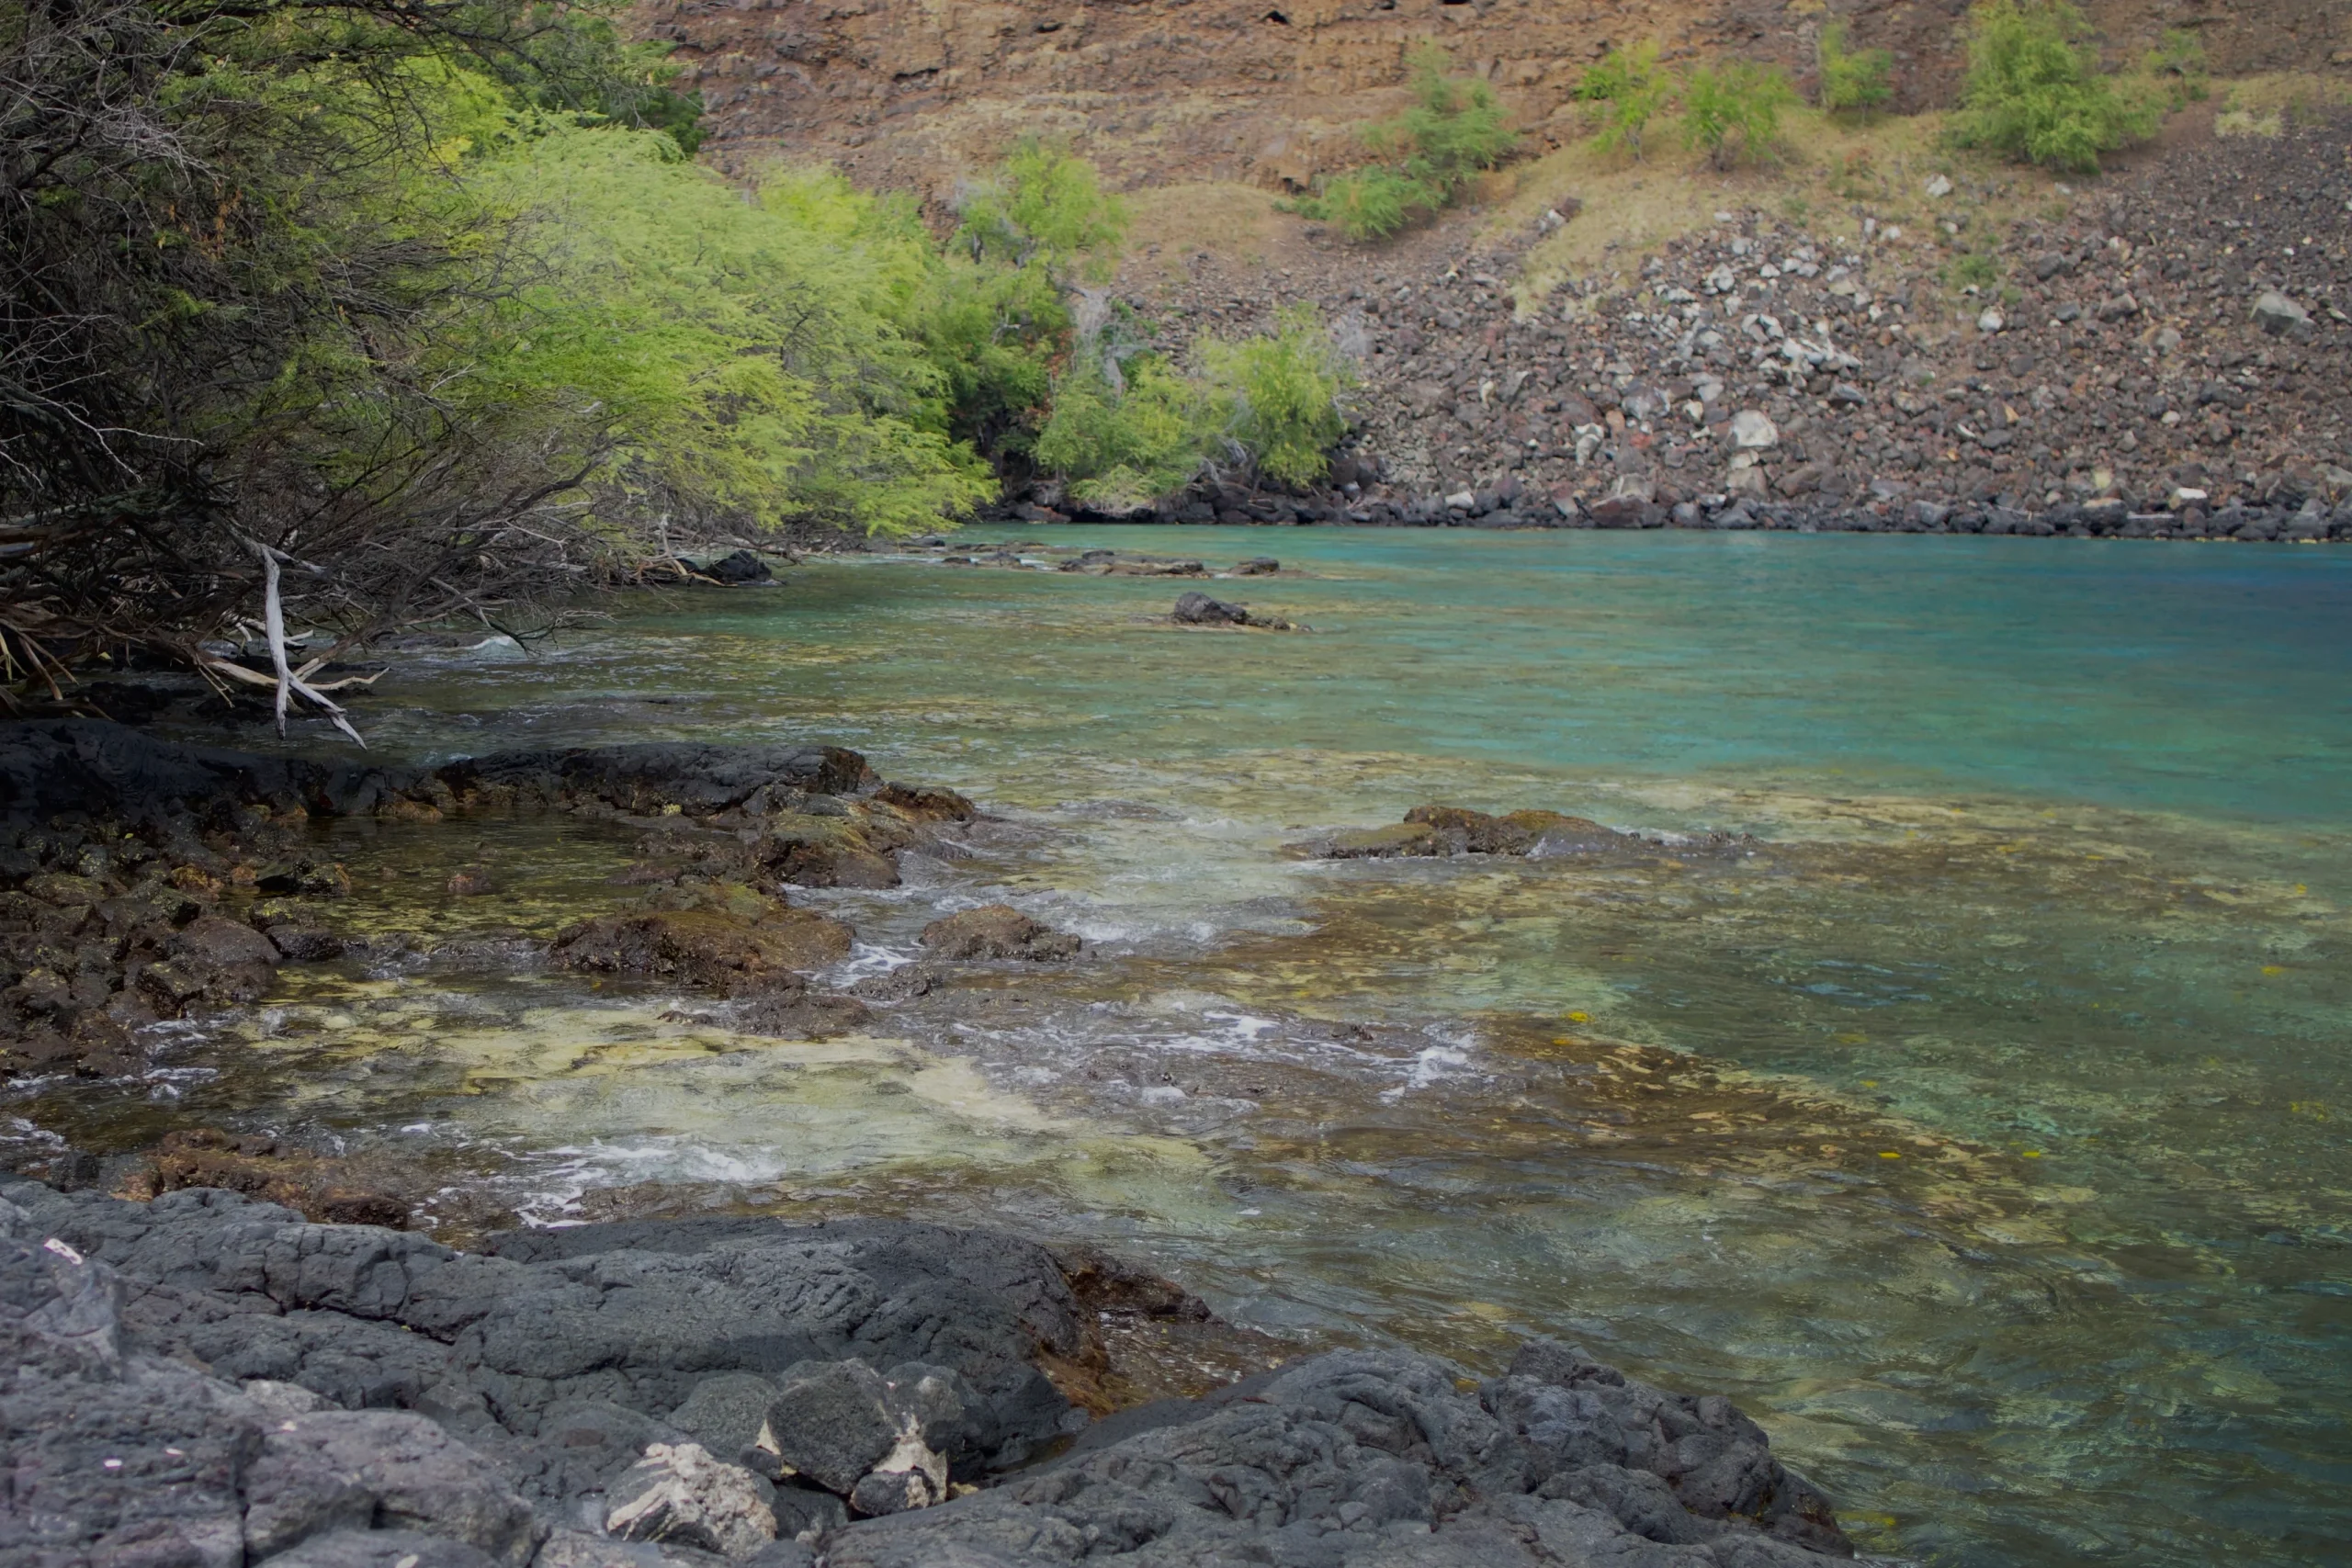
{"left": 1288, "top": 805, "right": 1760, "bottom": 863}
{"left": 4, "top": 1179, "right": 1857, "bottom": 1568}
{"left": 0, "top": 721, "right": 973, "bottom": 1079}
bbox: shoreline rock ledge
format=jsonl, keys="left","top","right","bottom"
{"left": 5, "top": 1179, "right": 1860, "bottom": 1568}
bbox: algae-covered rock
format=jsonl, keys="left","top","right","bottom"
{"left": 550, "top": 884, "right": 853, "bottom": 990}
{"left": 918, "top": 905, "right": 1080, "bottom": 962}
{"left": 1287, "top": 821, "right": 1443, "bottom": 859}
{"left": 755, "top": 814, "right": 899, "bottom": 889}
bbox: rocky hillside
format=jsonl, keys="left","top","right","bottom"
{"left": 654, "top": 0, "right": 2342, "bottom": 197}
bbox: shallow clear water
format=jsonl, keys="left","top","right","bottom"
{"left": 17, "top": 528, "right": 2352, "bottom": 1566}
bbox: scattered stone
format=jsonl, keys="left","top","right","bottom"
{"left": 1730, "top": 410, "right": 1779, "bottom": 449}
{"left": 1232, "top": 556, "right": 1280, "bottom": 575}
{"left": 1976, "top": 307, "right": 2005, "bottom": 333}
{"left": 1924, "top": 173, "right": 1954, "bottom": 198}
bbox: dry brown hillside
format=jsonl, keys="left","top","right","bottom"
{"left": 654, "top": 0, "right": 2348, "bottom": 195}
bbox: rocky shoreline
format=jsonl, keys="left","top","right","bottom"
{"left": 0, "top": 721, "right": 1888, "bottom": 1567}
{"left": 5, "top": 1177, "right": 1861, "bottom": 1568}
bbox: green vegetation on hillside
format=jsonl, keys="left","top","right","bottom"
{"left": 1577, "top": 42, "right": 1674, "bottom": 163}
{"left": 1817, "top": 21, "right": 1896, "bottom": 115}
{"left": 1950, "top": 0, "right": 2157, "bottom": 172}
{"left": 1578, "top": 44, "right": 1798, "bottom": 169}
{"left": 1286, "top": 45, "right": 1521, "bottom": 241}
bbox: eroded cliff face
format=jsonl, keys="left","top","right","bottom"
{"left": 653, "top": 0, "right": 2342, "bottom": 195}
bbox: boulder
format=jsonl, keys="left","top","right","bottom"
{"left": 696, "top": 550, "right": 774, "bottom": 585}
{"left": 1730, "top": 410, "right": 1779, "bottom": 450}
{"left": 917, "top": 905, "right": 1080, "bottom": 962}
{"left": 1233, "top": 557, "right": 1280, "bottom": 576}
{"left": 605, "top": 1441, "right": 779, "bottom": 1558}
{"left": 1171, "top": 592, "right": 1249, "bottom": 626}
{"left": 2251, "top": 289, "right": 2312, "bottom": 338}
{"left": 762, "top": 1360, "right": 900, "bottom": 1495}
{"left": 670, "top": 1372, "right": 785, "bottom": 1473}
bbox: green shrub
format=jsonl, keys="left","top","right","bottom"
{"left": 1679, "top": 61, "right": 1799, "bottom": 169}
{"left": 1817, "top": 20, "right": 1895, "bottom": 114}
{"left": 1944, "top": 250, "right": 2002, "bottom": 289}
{"left": 1950, "top": 0, "right": 2156, "bottom": 173}
{"left": 1577, "top": 41, "right": 1672, "bottom": 161}
{"left": 1033, "top": 355, "right": 1216, "bottom": 510}
{"left": 2142, "top": 28, "right": 2210, "bottom": 110}
{"left": 1288, "top": 46, "right": 1519, "bottom": 242}
{"left": 1370, "top": 42, "right": 1519, "bottom": 180}
{"left": 1202, "top": 306, "right": 1354, "bottom": 490}
{"left": 1295, "top": 165, "right": 1441, "bottom": 243}
{"left": 954, "top": 138, "right": 1128, "bottom": 281}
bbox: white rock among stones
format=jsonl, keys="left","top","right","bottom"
{"left": 1730, "top": 410, "right": 1779, "bottom": 450}
{"left": 1976, "top": 308, "right": 2005, "bottom": 333}
{"left": 1924, "top": 174, "right": 1954, "bottom": 198}
{"left": 605, "top": 1442, "right": 777, "bottom": 1559}
{"left": 2252, "top": 289, "right": 2311, "bottom": 337}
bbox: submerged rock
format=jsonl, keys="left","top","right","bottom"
{"left": 550, "top": 885, "right": 854, "bottom": 992}
{"left": 917, "top": 905, "right": 1080, "bottom": 962}
{"left": 0, "top": 722, "right": 978, "bottom": 1081}
{"left": 1286, "top": 805, "right": 1748, "bottom": 863}
{"left": 1170, "top": 592, "right": 1292, "bottom": 630}
{"left": 120, "top": 1128, "right": 410, "bottom": 1228}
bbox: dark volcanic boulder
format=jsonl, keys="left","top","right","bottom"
{"left": 823, "top": 1347, "right": 1850, "bottom": 1567}
{"left": 1, "top": 1183, "right": 1854, "bottom": 1568}
{"left": 695, "top": 550, "right": 774, "bottom": 585}
{"left": 1171, "top": 591, "right": 1249, "bottom": 626}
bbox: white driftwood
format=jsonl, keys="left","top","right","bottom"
{"left": 247, "top": 539, "right": 367, "bottom": 747}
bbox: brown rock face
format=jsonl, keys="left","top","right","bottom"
{"left": 651, "top": 0, "right": 2313, "bottom": 193}
{"left": 552, "top": 886, "right": 855, "bottom": 990}
{"left": 919, "top": 904, "right": 1081, "bottom": 961}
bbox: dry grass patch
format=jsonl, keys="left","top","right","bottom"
{"left": 1124, "top": 182, "right": 1286, "bottom": 277}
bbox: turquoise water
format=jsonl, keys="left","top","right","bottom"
{"left": 27, "top": 528, "right": 2352, "bottom": 1565}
